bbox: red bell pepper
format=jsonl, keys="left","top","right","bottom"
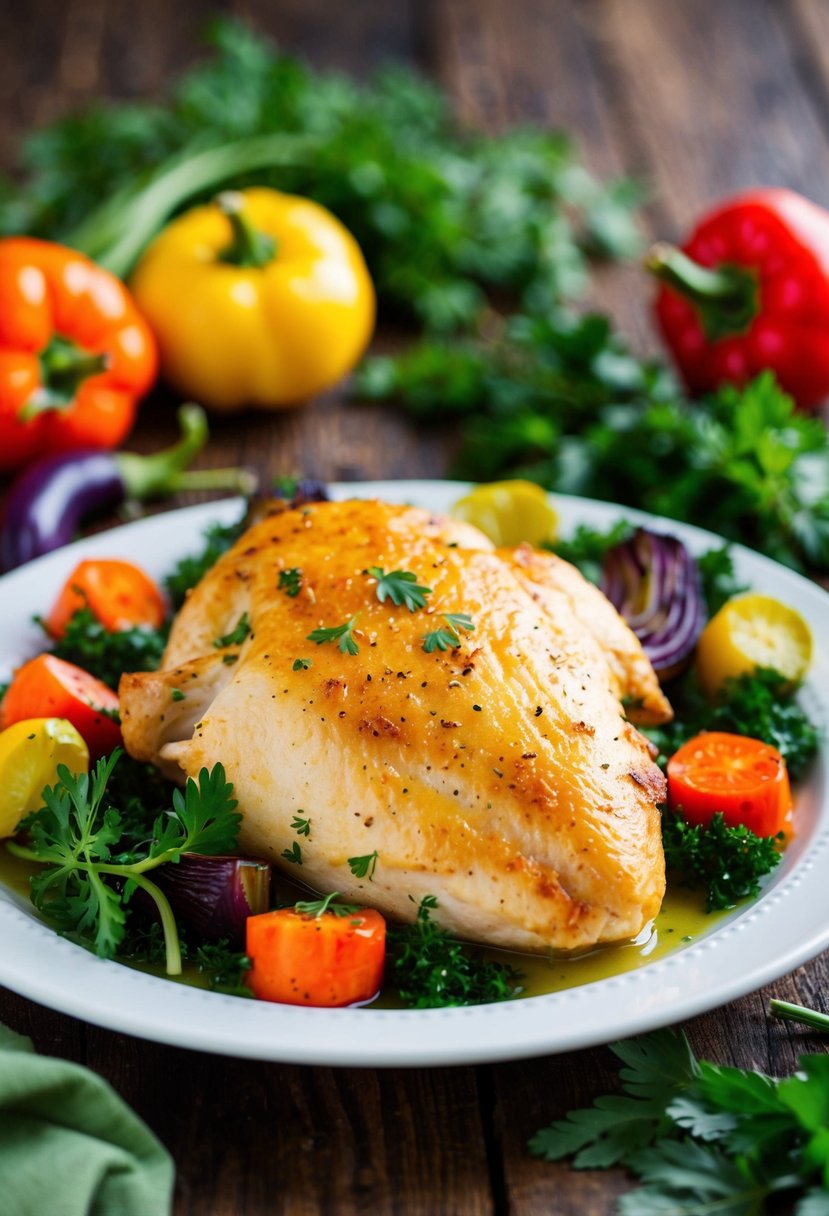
{"left": 647, "top": 189, "right": 829, "bottom": 409}
{"left": 0, "top": 237, "right": 158, "bottom": 472}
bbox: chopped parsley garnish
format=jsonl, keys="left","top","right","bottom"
{"left": 294, "top": 891, "right": 361, "bottom": 918}
{"left": 388, "top": 895, "right": 523, "bottom": 1008}
{"left": 422, "top": 613, "right": 475, "bottom": 652}
{"left": 367, "top": 566, "right": 432, "bottom": 612}
{"left": 292, "top": 658, "right": 312, "bottom": 671}
{"left": 291, "top": 814, "right": 311, "bottom": 837}
{"left": 194, "top": 940, "right": 253, "bottom": 996}
{"left": 280, "top": 841, "right": 303, "bottom": 865}
{"left": 278, "top": 567, "right": 302, "bottom": 597}
{"left": 213, "top": 612, "right": 251, "bottom": 649}
{"left": 661, "top": 811, "right": 782, "bottom": 911}
{"left": 348, "top": 851, "right": 378, "bottom": 880}
{"left": 307, "top": 617, "right": 360, "bottom": 655}
{"left": 7, "top": 752, "right": 240, "bottom": 974}
{"left": 170, "top": 689, "right": 186, "bottom": 702}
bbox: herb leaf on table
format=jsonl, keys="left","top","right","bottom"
{"left": 530, "top": 1030, "right": 829, "bottom": 1212}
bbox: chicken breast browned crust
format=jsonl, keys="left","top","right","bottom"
{"left": 120, "top": 499, "right": 671, "bottom": 952}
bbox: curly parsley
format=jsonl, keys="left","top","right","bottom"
{"left": 388, "top": 895, "right": 523, "bottom": 1008}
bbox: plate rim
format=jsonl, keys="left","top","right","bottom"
{"left": 0, "top": 480, "right": 827, "bottom": 1067}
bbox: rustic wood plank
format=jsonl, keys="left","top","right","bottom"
{"left": 782, "top": 0, "right": 829, "bottom": 133}
{"left": 0, "top": 988, "right": 493, "bottom": 1216}
{"left": 586, "top": 0, "right": 829, "bottom": 239}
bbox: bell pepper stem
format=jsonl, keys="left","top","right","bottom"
{"left": 115, "top": 404, "right": 257, "bottom": 500}
{"left": 645, "top": 241, "right": 758, "bottom": 340}
{"left": 21, "top": 336, "right": 111, "bottom": 419}
{"left": 217, "top": 191, "right": 277, "bottom": 268}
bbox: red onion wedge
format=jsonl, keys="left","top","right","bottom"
{"left": 150, "top": 853, "right": 272, "bottom": 947}
{"left": 601, "top": 527, "right": 705, "bottom": 681}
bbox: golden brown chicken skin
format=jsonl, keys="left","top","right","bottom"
{"left": 120, "top": 499, "right": 670, "bottom": 952}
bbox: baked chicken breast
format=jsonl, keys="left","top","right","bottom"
{"left": 120, "top": 498, "right": 671, "bottom": 952}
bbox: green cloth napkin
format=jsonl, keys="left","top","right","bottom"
{"left": 0, "top": 1022, "right": 174, "bottom": 1216}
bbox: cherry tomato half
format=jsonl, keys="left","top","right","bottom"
{"left": 667, "top": 730, "right": 793, "bottom": 838}
{"left": 0, "top": 654, "right": 122, "bottom": 760}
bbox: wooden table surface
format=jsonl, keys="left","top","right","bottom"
{"left": 2, "top": 2, "right": 829, "bottom": 1213}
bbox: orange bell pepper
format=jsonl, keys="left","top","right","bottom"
{"left": 0, "top": 237, "right": 158, "bottom": 472}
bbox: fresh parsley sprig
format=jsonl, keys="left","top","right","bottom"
{"left": 307, "top": 616, "right": 360, "bottom": 655}
{"left": 278, "top": 568, "right": 302, "bottom": 597}
{"left": 7, "top": 752, "right": 241, "bottom": 975}
{"left": 367, "top": 567, "right": 432, "bottom": 612}
{"left": 423, "top": 613, "right": 475, "bottom": 652}
{"left": 348, "top": 851, "right": 379, "bottom": 880}
{"left": 214, "top": 612, "right": 251, "bottom": 649}
{"left": 294, "top": 892, "right": 361, "bottom": 918}
{"left": 530, "top": 1028, "right": 829, "bottom": 1213}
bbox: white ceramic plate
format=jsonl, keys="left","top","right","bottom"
{"left": 0, "top": 481, "right": 826, "bottom": 1067}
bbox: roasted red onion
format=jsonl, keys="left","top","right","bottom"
{"left": 601, "top": 527, "right": 705, "bottom": 681}
{"left": 149, "top": 853, "right": 272, "bottom": 946}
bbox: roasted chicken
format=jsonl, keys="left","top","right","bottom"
{"left": 120, "top": 499, "right": 672, "bottom": 952}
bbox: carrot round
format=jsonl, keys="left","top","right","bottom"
{"left": 667, "top": 731, "right": 793, "bottom": 838}
{"left": 46, "top": 558, "right": 166, "bottom": 638}
{"left": 0, "top": 654, "right": 122, "bottom": 759}
{"left": 246, "top": 903, "right": 386, "bottom": 1007}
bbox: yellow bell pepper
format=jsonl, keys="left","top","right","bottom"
{"left": 129, "top": 188, "right": 376, "bottom": 411}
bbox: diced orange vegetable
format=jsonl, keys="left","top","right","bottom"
{"left": 0, "top": 654, "right": 122, "bottom": 759}
{"left": 667, "top": 731, "right": 793, "bottom": 838}
{"left": 246, "top": 904, "right": 386, "bottom": 1007}
{"left": 46, "top": 558, "right": 166, "bottom": 639}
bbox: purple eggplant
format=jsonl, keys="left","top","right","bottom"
{"left": 1, "top": 405, "right": 257, "bottom": 571}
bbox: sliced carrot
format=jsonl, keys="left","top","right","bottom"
{"left": 0, "top": 654, "right": 122, "bottom": 760}
{"left": 46, "top": 558, "right": 166, "bottom": 639}
{"left": 667, "top": 730, "right": 793, "bottom": 838}
{"left": 246, "top": 904, "right": 386, "bottom": 1007}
